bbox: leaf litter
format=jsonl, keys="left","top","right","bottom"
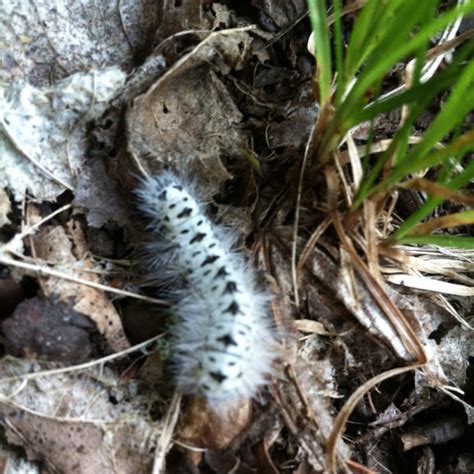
{"left": 0, "top": 1, "right": 472, "bottom": 473}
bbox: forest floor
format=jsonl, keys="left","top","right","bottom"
{"left": 0, "top": 1, "right": 472, "bottom": 473}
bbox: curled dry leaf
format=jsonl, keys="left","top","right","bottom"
{"left": 30, "top": 221, "right": 129, "bottom": 352}
{"left": 0, "top": 67, "right": 126, "bottom": 201}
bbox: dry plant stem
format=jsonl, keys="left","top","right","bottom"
{"left": 292, "top": 120, "right": 318, "bottom": 307}
{"left": 296, "top": 217, "right": 331, "bottom": 274}
{"left": 152, "top": 390, "right": 182, "bottom": 474}
{"left": 382, "top": 191, "right": 399, "bottom": 237}
{"left": 287, "top": 365, "right": 316, "bottom": 421}
{"left": 260, "top": 239, "right": 289, "bottom": 345}
{"left": 340, "top": 137, "right": 426, "bottom": 164}
{"left": 131, "top": 152, "right": 151, "bottom": 179}
{"left": 332, "top": 212, "right": 427, "bottom": 363}
{"left": 334, "top": 151, "right": 352, "bottom": 207}
{"left": 0, "top": 334, "right": 163, "bottom": 386}
{"left": 327, "top": 363, "right": 425, "bottom": 473}
{"left": 385, "top": 273, "right": 474, "bottom": 297}
{"left": 405, "top": 211, "right": 474, "bottom": 236}
{"left": 15, "top": 204, "right": 73, "bottom": 241}
{"left": 363, "top": 200, "right": 383, "bottom": 284}
{"left": 346, "top": 131, "right": 363, "bottom": 190}
{"left": 355, "top": 399, "right": 439, "bottom": 444}
{"left": 0, "top": 255, "right": 169, "bottom": 306}
{"left": 400, "top": 416, "right": 464, "bottom": 451}
{"left": 397, "top": 178, "right": 474, "bottom": 207}
{"left": 292, "top": 102, "right": 336, "bottom": 303}
{"left": 345, "top": 459, "right": 377, "bottom": 474}
{"left": 1, "top": 394, "right": 136, "bottom": 425}
{"left": 426, "top": 27, "right": 474, "bottom": 61}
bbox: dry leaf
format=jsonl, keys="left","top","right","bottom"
{"left": 178, "top": 397, "right": 251, "bottom": 452}
{"left": 0, "top": 0, "right": 157, "bottom": 86}
{"left": 125, "top": 27, "right": 256, "bottom": 193}
{"left": 0, "top": 356, "right": 158, "bottom": 474}
{"left": 0, "top": 68, "right": 126, "bottom": 201}
{"left": 31, "top": 222, "right": 129, "bottom": 352}
{"left": 3, "top": 297, "right": 97, "bottom": 364}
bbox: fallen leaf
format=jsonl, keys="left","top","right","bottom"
{"left": 31, "top": 221, "right": 129, "bottom": 352}
{"left": 3, "top": 297, "right": 97, "bottom": 364}
{"left": 125, "top": 27, "right": 256, "bottom": 194}
{"left": 0, "top": 68, "right": 126, "bottom": 201}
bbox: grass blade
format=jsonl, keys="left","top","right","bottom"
{"left": 308, "top": 0, "right": 332, "bottom": 105}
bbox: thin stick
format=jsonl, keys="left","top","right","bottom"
{"left": 152, "top": 390, "right": 182, "bottom": 474}
{"left": 0, "top": 334, "right": 164, "bottom": 386}
{"left": 291, "top": 121, "right": 318, "bottom": 307}
{"left": 0, "top": 255, "right": 169, "bottom": 306}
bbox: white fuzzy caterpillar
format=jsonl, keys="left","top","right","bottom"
{"left": 136, "top": 172, "right": 276, "bottom": 404}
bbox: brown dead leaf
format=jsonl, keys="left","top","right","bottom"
{"left": 2, "top": 297, "right": 96, "bottom": 364}
{"left": 268, "top": 105, "right": 319, "bottom": 149}
{"left": 0, "top": 350, "right": 162, "bottom": 473}
{"left": 2, "top": 404, "right": 155, "bottom": 473}
{"left": 31, "top": 221, "right": 129, "bottom": 352}
{"left": 125, "top": 27, "right": 256, "bottom": 193}
{"left": 178, "top": 397, "right": 251, "bottom": 452}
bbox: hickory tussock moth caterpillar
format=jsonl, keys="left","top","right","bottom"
{"left": 136, "top": 172, "right": 276, "bottom": 404}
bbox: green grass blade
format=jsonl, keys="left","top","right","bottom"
{"left": 333, "top": 0, "right": 345, "bottom": 107}
{"left": 387, "top": 130, "right": 474, "bottom": 188}
{"left": 393, "top": 158, "right": 474, "bottom": 239}
{"left": 352, "top": 96, "right": 433, "bottom": 209}
{"left": 344, "top": 0, "right": 384, "bottom": 80}
{"left": 337, "top": 2, "right": 474, "bottom": 129}
{"left": 397, "top": 53, "right": 474, "bottom": 169}
{"left": 348, "top": 65, "right": 459, "bottom": 127}
{"left": 395, "top": 235, "right": 474, "bottom": 249}
{"left": 308, "top": 0, "right": 332, "bottom": 105}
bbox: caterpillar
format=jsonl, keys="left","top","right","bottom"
{"left": 136, "top": 172, "right": 276, "bottom": 405}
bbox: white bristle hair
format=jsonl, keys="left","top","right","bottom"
{"left": 135, "top": 171, "right": 276, "bottom": 406}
